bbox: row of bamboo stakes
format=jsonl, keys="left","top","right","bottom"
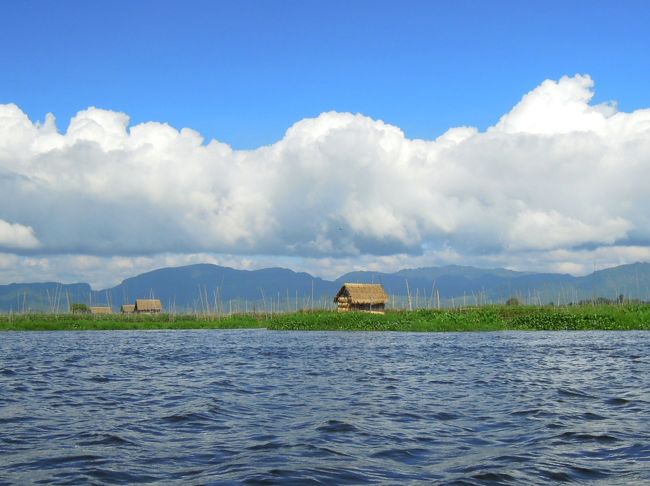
{"left": 7, "top": 278, "right": 644, "bottom": 315}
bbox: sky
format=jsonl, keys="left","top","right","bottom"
{"left": 1, "top": 1, "right": 650, "bottom": 288}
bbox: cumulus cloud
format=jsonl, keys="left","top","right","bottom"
{"left": 492, "top": 74, "right": 618, "bottom": 134}
{"left": 1, "top": 74, "right": 650, "bottom": 284}
{"left": 0, "top": 220, "right": 40, "bottom": 250}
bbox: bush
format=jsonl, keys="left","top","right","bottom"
{"left": 70, "top": 303, "right": 89, "bottom": 314}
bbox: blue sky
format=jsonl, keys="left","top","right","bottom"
{"left": 2, "top": 0, "right": 649, "bottom": 149}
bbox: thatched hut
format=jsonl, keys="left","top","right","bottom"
{"left": 120, "top": 304, "right": 135, "bottom": 314}
{"left": 89, "top": 306, "right": 113, "bottom": 315}
{"left": 134, "top": 299, "right": 162, "bottom": 313}
{"left": 333, "top": 283, "right": 389, "bottom": 313}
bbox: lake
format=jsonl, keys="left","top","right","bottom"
{"left": 1, "top": 330, "right": 649, "bottom": 484}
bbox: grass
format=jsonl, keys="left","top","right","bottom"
{"left": 2, "top": 304, "right": 650, "bottom": 331}
{"left": 0, "top": 313, "right": 265, "bottom": 331}
{"left": 267, "top": 304, "right": 650, "bottom": 331}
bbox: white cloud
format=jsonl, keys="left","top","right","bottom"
{"left": 506, "top": 210, "right": 631, "bottom": 251}
{"left": 0, "top": 220, "right": 40, "bottom": 250}
{"left": 0, "top": 252, "right": 266, "bottom": 289}
{"left": 1, "top": 74, "right": 650, "bottom": 284}
{"left": 492, "top": 74, "right": 616, "bottom": 135}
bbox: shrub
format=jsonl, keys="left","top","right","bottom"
{"left": 70, "top": 303, "right": 89, "bottom": 314}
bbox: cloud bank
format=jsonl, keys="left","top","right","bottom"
{"left": 1, "top": 74, "right": 650, "bottom": 285}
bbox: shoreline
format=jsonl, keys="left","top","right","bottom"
{"left": 2, "top": 304, "right": 650, "bottom": 332}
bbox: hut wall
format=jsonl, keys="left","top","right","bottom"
{"left": 134, "top": 299, "right": 163, "bottom": 313}
{"left": 336, "top": 303, "right": 351, "bottom": 312}
{"left": 350, "top": 303, "right": 385, "bottom": 313}
{"left": 89, "top": 306, "right": 113, "bottom": 315}
{"left": 336, "top": 302, "right": 385, "bottom": 313}
{"left": 333, "top": 283, "right": 388, "bottom": 314}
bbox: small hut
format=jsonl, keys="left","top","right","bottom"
{"left": 89, "top": 306, "right": 113, "bottom": 315}
{"left": 134, "top": 299, "right": 163, "bottom": 314}
{"left": 333, "top": 283, "right": 389, "bottom": 314}
{"left": 120, "top": 304, "right": 135, "bottom": 314}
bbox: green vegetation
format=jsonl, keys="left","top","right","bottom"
{"left": 267, "top": 304, "right": 650, "bottom": 331}
{"left": 505, "top": 297, "right": 521, "bottom": 306}
{"left": 69, "top": 303, "right": 89, "bottom": 314}
{"left": 0, "top": 313, "right": 265, "bottom": 331}
{"left": 2, "top": 304, "right": 650, "bottom": 331}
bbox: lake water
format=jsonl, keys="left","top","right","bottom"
{"left": 1, "top": 330, "right": 650, "bottom": 485}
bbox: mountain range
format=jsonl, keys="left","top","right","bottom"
{"left": 2, "top": 262, "right": 650, "bottom": 313}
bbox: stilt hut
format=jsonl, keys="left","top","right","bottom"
{"left": 333, "top": 283, "right": 389, "bottom": 314}
{"left": 120, "top": 304, "right": 135, "bottom": 314}
{"left": 89, "top": 306, "right": 113, "bottom": 315}
{"left": 134, "top": 299, "right": 163, "bottom": 314}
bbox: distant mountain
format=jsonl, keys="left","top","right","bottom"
{"left": 578, "top": 262, "right": 650, "bottom": 298}
{"left": 337, "top": 265, "right": 567, "bottom": 299}
{"left": 396, "top": 265, "right": 532, "bottom": 279}
{"left": 338, "top": 263, "right": 650, "bottom": 304}
{"left": 106, "top": 264, "right": 337, "bottom": 312}
{"left": 0, "top": 282, "right": 92, "bottom": 313}
{"left": 1, "top": 262, "right": 650, "bottom": 312}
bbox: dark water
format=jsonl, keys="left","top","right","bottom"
{"left": 1, "top": 330, "right": 650, "bottom": 485}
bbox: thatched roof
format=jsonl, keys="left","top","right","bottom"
{"left": 89, "top": 306, "right": 113, "bottom": 315}
{"left": 121, "top": 304, "right": 135, "bottom": 313}
{"left": 334, "top": 283, "right": 388, "bottom": 305}
{"left": 135, "top": 299, "right": 162, "bottom": 312}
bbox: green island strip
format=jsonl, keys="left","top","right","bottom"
{"left": 2, "top": 304, "right": 650, "bottom": 331}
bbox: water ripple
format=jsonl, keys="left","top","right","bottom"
{"left": 1, "top": 330, "right": 650, "bottom": 484}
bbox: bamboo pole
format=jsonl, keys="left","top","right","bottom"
{"left": 405, "top": 279, "right": 412, "bottom": 311}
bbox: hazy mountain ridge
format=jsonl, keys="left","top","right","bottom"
{"left": 2, "top": 262, "right": 650, "bottom": 312}
{"left": 0, "top": 282, "right": 92, "bottom": 313}
{"left": 109, "top": 264, "right": 335, "bottom": 311}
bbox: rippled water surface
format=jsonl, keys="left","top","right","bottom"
{"left": 1, "top": 330, "right": 650, "bottom": 485}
